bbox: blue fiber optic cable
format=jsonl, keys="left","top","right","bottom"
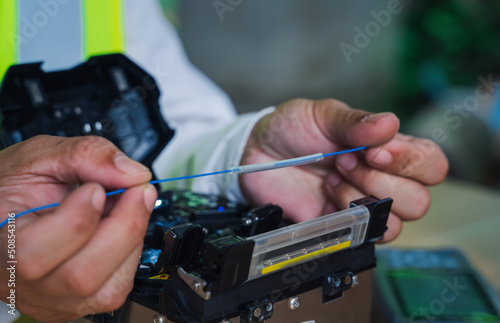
{"left": 0, "top": 147, "right": 367, "bottom": 228}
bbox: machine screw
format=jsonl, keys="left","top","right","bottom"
{"left": 352, "top": 275, "right": 359, "bottom": 287}
{"left": 289, "top": 297, "right": 300, "bottom": 310}
{"left": 242, "top": 217, "right": 253, "bottom": 227}
{"left": 153, "top": 313, "right": 168, "bottom": 323}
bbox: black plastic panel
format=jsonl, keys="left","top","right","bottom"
{"left": 0, "top": 54, "right": 174, "bottom": 170}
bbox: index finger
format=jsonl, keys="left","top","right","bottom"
{"left": 365, "top": 134, "right": 449, "bottom": 185}
{"left": 4, "top": 135, "right": 152, "bottom": 190}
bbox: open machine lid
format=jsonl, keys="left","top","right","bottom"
{"left": 0, "top": 54, "right": 174, "bottom": 170}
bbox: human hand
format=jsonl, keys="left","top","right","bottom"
{"left": 0, "top": 135, "right": 157, "bottom": 322}
{"left": 240, "top": 99, "right": 448, "bottom": 242}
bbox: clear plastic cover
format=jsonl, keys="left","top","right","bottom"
{"left": 247, "top": 205, "right": 370, "bottom": 280}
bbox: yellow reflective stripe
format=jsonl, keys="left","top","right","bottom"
{"left": 82, "top": 0, "right": 125, "bottom": 58}
{"left": 0, "top": 1, "right": 18, "bottom": 80}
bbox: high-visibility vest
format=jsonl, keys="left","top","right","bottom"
{"left": 0, "top": 0, "right": 126, "bottom": 81}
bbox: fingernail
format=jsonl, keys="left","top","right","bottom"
{"left": 91, "top": 186, "right": 105, "bottom": 211}
{"left": 114, "top": 153, "right": 150, "bottom": 174}
{"left": 143, "top": 184, "right": 158, "bottom": 212}
{"left": 328, "top": 172, "right": 342, "bottom": 187}
{"left": 360, "top": 112, "right": 391, "bottom": 123}
{"left": 371, "top": 148, "right": 392, "bottom": 166}
{"left": 337, "top": 153, "right": 357, "bottom": 171}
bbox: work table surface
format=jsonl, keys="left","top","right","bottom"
{"left": 388, "top": 179, "right": 500, "bottom": 292}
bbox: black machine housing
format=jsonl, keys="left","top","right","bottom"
{"left": 119, "top": 193, "right": 392, "bottom": 323}
{"left": 0, "top": 54, "right": 174, "bottom": 170}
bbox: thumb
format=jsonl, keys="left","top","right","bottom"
{"left": 313, "top": 99, "right": 400, "bottom": 148}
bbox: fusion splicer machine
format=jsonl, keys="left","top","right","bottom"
{"left": 0, "top": 55, "right": 392, "bottom": 323}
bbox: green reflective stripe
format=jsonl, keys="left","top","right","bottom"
{"left": 0, "top": 1, "right": 18, "bottom": 80}
{"left": 82, "top": 0, "right": 125, "bottom": 58}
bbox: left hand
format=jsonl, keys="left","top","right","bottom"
{"left": 0, "top": 136, "right": 156, "bottom": 322}
{"left": 239, "top": 99, "right": 448, "bottom": 242}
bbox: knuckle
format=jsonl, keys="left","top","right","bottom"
{"left": 434, "top": 157, "right": 450, "bottom": 184}
{"left": 360, "top": 174, "right": 377, "bottom": 193}
{"left": 343, "top": 108, "right": 365, "bottom": 122}
{"left": 72, "top": 136, "right": 114, "bottom": 156}
{"left": 103, "top": 289, "right": 130, "bottom": 312}
{"left": 320, "top": 98, "right": 348, "bottom": 109}
{"left": 362, "top": 169, "right": 393, "bottom": 195}
{"left": 291, "top": 98, "right": 311, "bottom": 105}
{"left": 123, "top": 216, "right": 148, "bottom": 245}
{"left": 416, "top": 138, "right": 436, "bottom": 156}
{"left": 409, "top": 187, "right": 431, "bottom": 220}
{"left": 55, "top": 136, "right": 118, "bottom": 170}
{"left": 430, "top": 152, "right": 449, "bottom": 185}
{"left": 63, "top": 265, "right": 100, "bottom": 296}
{"left": 398, "top": 152, "right": 426, "bottom": 179}
{"left": 17, "top": 261, "right": 45, "bottom": 281}
{"left": 73, "top": 136, "right": 112, "bottom": 157}
{"left": 413, "top": 138, "right": 450, "bottom": 184}
{"left": 90, "top": 280, "right": 133, "bottom": 314}
{"left": 66, "top": 210, "right": 98, "bottom": 235}
{"left": 277, "top": 98, "right": 309, "bottom": 110}
{"left": 6, "top": 135, "right": 58, "bottom": 169}
{"left": 56, "top": 139, "right": 85, "bottom": 168}
{"left": 333, "top": 108, "right": 366, "bottom": 144}
{"left": 23, "top": 134, "right": 54, "bottom": 148}
{"left": 382, "top": 214, "right": 402, "bottom": 243}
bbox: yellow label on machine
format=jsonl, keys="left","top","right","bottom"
{"left": 149, "top": 274, "right": 170, "bottom": 280}
{"left": 261, "top": 241, "right": 352, "bottom": 275}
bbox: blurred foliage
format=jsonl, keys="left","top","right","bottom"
{"left": 392, "top": 0, "right": 500, "bottom": 121}
{"left": 158, "top": 0, "right": 179, "bottom": 27}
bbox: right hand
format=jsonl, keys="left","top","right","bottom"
{"left": 0, "top": 135, "right": 157, "bottom": 322}
{"left": 240, "top": 99, "right": 448, "bottom": 242}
